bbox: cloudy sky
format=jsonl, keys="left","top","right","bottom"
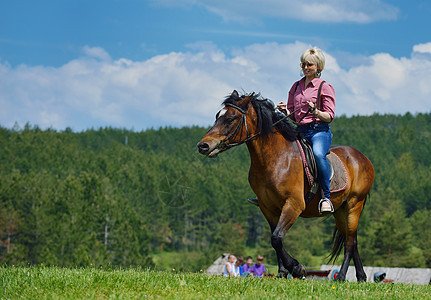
{"left": 1, "top": 0, "right": 431, "bottom": 131}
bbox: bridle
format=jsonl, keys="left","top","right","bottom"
{"left": 216, "top": 102, "right": 262, "bottom": 151}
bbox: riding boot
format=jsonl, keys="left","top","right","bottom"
{"left": 318, "top": 198, "right": 334, "bottom": 214}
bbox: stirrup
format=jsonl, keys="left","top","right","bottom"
{"left": 247, "top": 198, "right": 259, "bottom": 207}
{"left": 318, "top": 198, "right": 334, "bottom": 214}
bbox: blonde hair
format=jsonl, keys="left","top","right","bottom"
{"left": 300, "top": 47, "right": 325, "bottom": 77}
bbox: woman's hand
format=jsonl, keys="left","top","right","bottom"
{"left": 307, "top": 100, "right": 332, "bottom": 122}
{"left": 307, "top": 101, "right": 317, "bottom": 113}
{"left": 277, "top": 102, "right": 289, "bottom": 115}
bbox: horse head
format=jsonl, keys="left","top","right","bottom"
{"left": 197, "top": 90, "right": 259, "bottom": 158}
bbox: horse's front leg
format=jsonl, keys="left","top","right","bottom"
{"left": 260, "top": 222, "right": 287, "bottom": 278}
{"left": 274, "top": 248, "right": 297, "bottom": 278}
{"left": 267, "top": 224, "right": 289, "bottom": 278}
{"left": 271, "top": 204, "right": 305, "bottom": 279}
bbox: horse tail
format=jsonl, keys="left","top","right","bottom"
{"left": 364, "top": 191, "right": 370, "bottom": 207}
{"left": 328, "top": 227, "right": 345, "bottom": 263}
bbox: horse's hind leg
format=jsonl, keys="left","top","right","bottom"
{"left": 333, "top": 197, "right": 366, "bottom": 282}
{"left": 335, "top": 232, "right": 366, "bottom": 282}
{"left": 352, "top": 233, "right": 367, "bottom": 282}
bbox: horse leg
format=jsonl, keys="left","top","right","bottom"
{"left": 270, "top": 205, "right": 305, "bottom": 279}
{"left": 275, "top": 247, "right": 290, "bottom": 278}
{"left": 336, "top": 232, "right": 366, "bottom": 282}
{"left": 266, "top": 223, "right": 289, "bottom": 278}
{"left": 335, "top": 236, "right": 353, "bottom": 282}
{"left": 273, "top": 231, "right": 291, "bottom": 278}
{"left": 260, "top": 215, "right": 289, "bottom": 278}
{"left": 352, "top": 233, "right": 367, "bottom": 282}
{"left": 333, "top": 197, "right": 366, "bottom": 282}
{"left": 349, "top": 195, "right": 367, "bottom": 282}
{"left": 274, "top": 243, "right": 297, "bottom": 278}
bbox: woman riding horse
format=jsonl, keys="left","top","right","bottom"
{"left": 279, "top": 47, "right": 335, "bottom": 213}
{"left": 197, "top": 78, "right": 374, "bottom": 280}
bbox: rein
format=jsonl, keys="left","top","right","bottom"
{"left": 216, "top": 102, "right": 262, "bottom": 151}
{"left": 272, "top": 103, "right": 310, "bottom": 127}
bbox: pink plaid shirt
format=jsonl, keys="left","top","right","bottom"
{"left": 287, "top": 77, "right": 335, "bottom": 125}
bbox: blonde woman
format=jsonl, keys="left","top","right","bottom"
{"left": 278, "top": 47, "right": 336, "bottom": 214}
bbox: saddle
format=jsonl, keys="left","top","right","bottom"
{"left": 296, "top": 139, "right": 348, "bottom": 206}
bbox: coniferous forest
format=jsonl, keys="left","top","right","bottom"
{"left": 1, "top": 113, "right": 431, "bottom": 271}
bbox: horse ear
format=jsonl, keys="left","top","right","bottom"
{"left": 231, "top": 90, "right": 239, "bottom": 98}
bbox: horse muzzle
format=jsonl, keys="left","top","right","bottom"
{"left": 197, "top": 140, "right": 223, "bottom": 158}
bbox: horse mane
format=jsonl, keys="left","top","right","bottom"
{"left": 223, "top": 92, "right": 299, "bottom": 141}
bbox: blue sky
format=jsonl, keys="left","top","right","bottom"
{"left": 1, "top": 0, "right": 431, "bottom": 131}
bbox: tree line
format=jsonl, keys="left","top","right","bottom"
{"left": 0, "top": 113, "right": 430, "bottom": 271}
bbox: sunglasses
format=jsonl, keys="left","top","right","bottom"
{"left": 301, "top": 62, "right": 315, "bottom": 68}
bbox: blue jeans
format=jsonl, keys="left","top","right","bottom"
{"left": 297, "top": 123, "right": 332, "bottom": 199}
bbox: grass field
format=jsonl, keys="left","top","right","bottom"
{"left": 1, "top": 266, "right": 429, "bottom": 299}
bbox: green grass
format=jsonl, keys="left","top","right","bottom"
{"left": 151, "top": 250, "right": 280, "bottom": 274}
{"left": 1, "top": 266, "right": 429, "bottom": 299}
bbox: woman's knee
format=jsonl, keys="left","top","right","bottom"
{"left": 313, "top": 149, "right": 327, "bottom": 160}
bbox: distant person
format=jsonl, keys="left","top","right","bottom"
{"left": 234, "top": 256, "right": 244, "bottom": 277}
{"left": 242, "top": 256, "right": 253, "bottom": 277}
{"left": 223, "top": 254, "right": 236, "bottom": 277}
{"left": 251, "top": 255, "right": 266, "bottom": 277}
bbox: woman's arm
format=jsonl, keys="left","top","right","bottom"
{"left": 307, "top": 82, "right": 335, "bottom": 123}
{"left": 310, "top": 104, "right": 332, "bottom": 122}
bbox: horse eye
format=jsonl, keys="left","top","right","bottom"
{"left": 225, "top": 117, "right": 236, "bottom": 124}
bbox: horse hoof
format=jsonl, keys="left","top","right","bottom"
{"left": 292, "top": 264, "right": 306, "bottom": 279}
{"left": 277, "top": 270, "right": 289, "bottom": 278}
{"left": 334, "top": 275, "right": 346, "bottom": 282}
{"left": 299, "top": 265, "right": 307, "bottom": 279}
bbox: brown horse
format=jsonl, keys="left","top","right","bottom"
{"left": 197, "top": 91, "right": 375, "bottom": 281}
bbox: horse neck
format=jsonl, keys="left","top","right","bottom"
{"left": 246, "top": 133, "right": 296, "bottom": 167}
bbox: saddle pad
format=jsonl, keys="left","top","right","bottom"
{"left": 296, "top": 140, "right": 348, "bottom": 193}
{"left": 326, "top": 152, "right": 348, "bottom": 193}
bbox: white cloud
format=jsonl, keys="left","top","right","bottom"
{"left": 1, "top": 42, "right": 431, "bottom": 131}
{"left": 82, "top": 45, "right": 111, "bottom": 61}
{"left": 151, "top": 0, "right": 399, "bottom": 23}
{"left": 413, "top": 42, "right": 431, "bottom": 54}
{"left": 328, "top": 50, "right": 431, "bottom": 115}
